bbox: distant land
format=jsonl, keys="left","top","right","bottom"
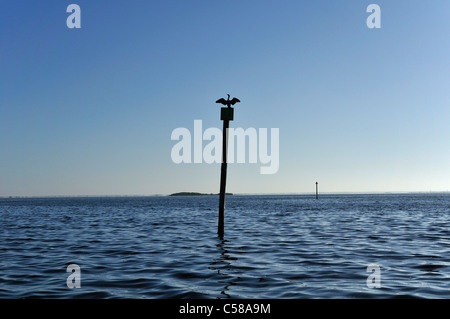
{"left": 169, "top": 192, "right": 233, "bottom": 196}
{"left": 1, "top": 191, "right": 448, "bottom": 199}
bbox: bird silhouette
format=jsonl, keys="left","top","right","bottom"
{"left": 216, "top": 94, "right": 240, "bottom": 108}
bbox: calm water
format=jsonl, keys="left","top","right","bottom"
{"left": 1, "top": 194, "right": 449, "bottom": 299}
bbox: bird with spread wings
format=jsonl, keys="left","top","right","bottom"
{"left": 216, "top": 94, "right": 240, "bottom": 108}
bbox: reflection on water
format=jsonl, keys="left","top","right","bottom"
{"left": 0, "top": 194, "right": 449, "bottom": 298}
{"left": 209, "top": 239, "right": 236, "bottom": 298}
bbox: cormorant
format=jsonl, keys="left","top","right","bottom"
{"left": 216, "top": 94, "right": 240, "bottom": 108}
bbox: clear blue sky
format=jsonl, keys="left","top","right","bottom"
{"left": 1, "top": 1, "right": 449, "bottom": 196}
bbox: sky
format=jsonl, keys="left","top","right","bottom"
{"left": 1, "top": 1, "right": 449, "bottom": 196}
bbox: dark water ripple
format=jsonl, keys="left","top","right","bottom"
{"left": 1, "top": 194, "right": 449, "bottom": 298}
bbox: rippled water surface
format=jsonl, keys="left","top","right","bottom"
{"left": 1, "top": 194, "right": 450, "bottom": 298}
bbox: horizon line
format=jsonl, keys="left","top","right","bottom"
{"left": 1, "top": 190, "right": 449, "bottom": 199}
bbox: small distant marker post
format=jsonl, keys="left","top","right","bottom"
{"left": 216, "top": 94, "right": 240, "bottom": 238}
{"left": 316, "top": 182, "right": 318, "bottom": 199}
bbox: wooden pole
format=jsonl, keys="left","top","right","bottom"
{"left": 218, "top": 118, "right": 229, "bottom": 237}
{"left": 216, "top": 103, "right": 234, "bottom": 238}
{"left": 218, "top": 106, "right": 234, "bottom": 237}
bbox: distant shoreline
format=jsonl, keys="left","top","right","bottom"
{"left": 1, "top": 191, "right": 449, "bottom": 199}
{"left": 169, "top": 192, "right": 233, "bottom": 196}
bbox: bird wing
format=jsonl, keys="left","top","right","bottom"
{"left": 216, "top": 98, "right": 227, "bottom": 105}
{"left": 230, "top": 98, "right": 240, "bottom": 105}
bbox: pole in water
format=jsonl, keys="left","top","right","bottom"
{"left": 218, "top": 116, "right": 229, "bottom": 238}
{"left": 316, "top": 182, "right": 318, "bottom": 199}
{"left": 215, "top": 94, "right": 240, "bottom": 238}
